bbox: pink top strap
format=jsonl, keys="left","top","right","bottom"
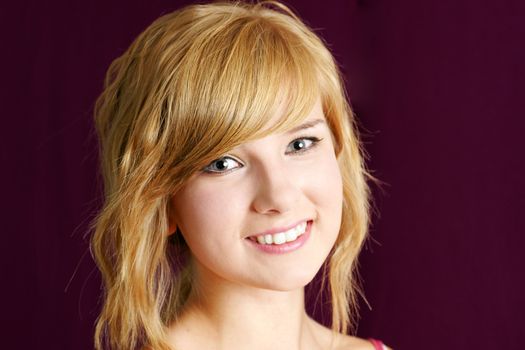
{"left": 368, "top": 338, "right": 386, "bottom": 350}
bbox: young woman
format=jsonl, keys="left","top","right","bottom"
{"left": 91, "top": 1, "right": 390, "bottom": 349}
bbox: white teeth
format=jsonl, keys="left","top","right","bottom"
{"left": 285, "top": 229, "right": 298, "bottom": 242}
{"left": 252, "top": 221, "right": 308, "bottom": 245}
{"left": 273, "top": 232, "right": 286, "bottom": 245}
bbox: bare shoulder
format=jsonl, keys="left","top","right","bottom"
{"left": 336, "top": 334, "right": 393, "bottom": 350}
{"left": 334, "top": 334, "right": 375, "bottom": 350}
{"left": 307, "top": 318, "right": 391, "bottom": 350}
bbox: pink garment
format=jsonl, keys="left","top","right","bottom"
{"left": 369, "top": 338, "right": 386, "bottom": 350}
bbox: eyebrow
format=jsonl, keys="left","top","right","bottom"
{"left": 286, "top": 118, "right": 326, "bottom": 134}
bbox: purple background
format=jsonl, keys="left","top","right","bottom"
{"left": 2, "top": 0, "right": 524, "bottom": 349}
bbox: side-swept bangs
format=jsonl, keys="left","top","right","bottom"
{"left": 158, "top": 5, "right": 340, "bottom": 189}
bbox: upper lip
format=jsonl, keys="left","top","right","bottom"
{"left": 247, "top": 219, "right": 310, "bottom": 238}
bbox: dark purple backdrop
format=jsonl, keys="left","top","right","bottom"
{"left": 2, "top": 0, "right": 524, "bottom": 349}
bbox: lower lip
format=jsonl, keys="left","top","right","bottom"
{"left": 245, "top": 221, "right": 312, "bottom": 254}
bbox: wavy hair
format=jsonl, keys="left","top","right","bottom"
{"left": 91, "top": 1, "right": 372, "bottom": 349}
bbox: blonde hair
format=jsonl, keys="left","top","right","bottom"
{"left": 91, "top": 1, "right": 372, "bottom": 349}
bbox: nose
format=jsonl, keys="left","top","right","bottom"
{"left": 250, "top": 160, "right": 302, "bottom": 215}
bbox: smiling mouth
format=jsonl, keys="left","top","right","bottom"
{"left": 248, "top": 221, "right": 308, "bottom": 245}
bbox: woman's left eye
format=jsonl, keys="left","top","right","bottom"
{"left": 285, "top": 137, "right": 321, "bottom": 154}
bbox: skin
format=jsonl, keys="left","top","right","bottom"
{"left": 167, "top": 100, "right": 385, "bottom": 350}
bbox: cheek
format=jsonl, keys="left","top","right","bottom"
{"left": 171, "top": 181, "right": 245, "bottom": 253}
{"left": 301, "top": 151, "right": 344, "bottom": 246}
{"left": 305, "top": 152, "right": 343, "bottom": 212}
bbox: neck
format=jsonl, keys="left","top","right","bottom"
{"left": 167, "top": 265, "right": 323, "bottom": 350}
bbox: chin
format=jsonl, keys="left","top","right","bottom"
{"left": 251, "top": 264, "right": 324, "bottom": 292}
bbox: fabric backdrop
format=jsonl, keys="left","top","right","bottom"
{"left": 2, "top": 0, "right": 523, "bottom": 349}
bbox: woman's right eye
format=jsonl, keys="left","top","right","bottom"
{"left": 202, "top": 156, "right": 242, "bottom": 174}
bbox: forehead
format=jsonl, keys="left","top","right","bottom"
{"left": 231, "top": 100, "right": 327, "bottom": 155}
{"left": 252, "top": 95, "right": 325, "bottom": 143}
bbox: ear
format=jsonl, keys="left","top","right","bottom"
{"left": 167, "top": 221, "right": 177, "bottom": 236}
{"left": 167, "top": 196, "right": 178, "bottom": 236}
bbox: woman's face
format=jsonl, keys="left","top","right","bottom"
{"left": 170, "top": 99, "right": 343, "bottom": 291}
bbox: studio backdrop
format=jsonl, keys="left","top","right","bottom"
{"left": 2, "top": 0, "right": 523, "bottom": 349}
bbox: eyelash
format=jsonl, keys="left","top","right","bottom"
{"left": 202, "top": 136, "right": 323, "bottom": 174}
{"left": 285, "top": 136, "right": 322, "bottom": 155}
